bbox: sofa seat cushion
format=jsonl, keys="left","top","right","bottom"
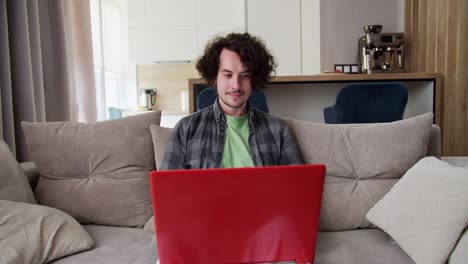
{"left": 50, "top": 225, "right": 158, "bottom": 264}
{"left": 21, "top": 111, "right": 161, "bottom": 228}
{"left": 315, "top": 229, "right": 414, "bottom": 264}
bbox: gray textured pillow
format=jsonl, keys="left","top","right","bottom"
{"left": 0, "top": 200, "right": 94, "bottom": 263}
{"left": 0, "top": 140, "right": 36, "bottom": 204}
{"left": 144, "top": 125, "right": 173, "bottom": 232}
{"left": 21, "top": 111, "right": 161, "bottom": 227}
{"left": 366, "top": 157, "right": 468, "bottom": 264}
{"left": 149, "top": 124, "right": 173, "bottom": 170}
{"left": 282, "top": 113, "right": 433, "bottom": 231}
{"left": 449, "top": 227, "right": 468, "bottom": 264}
{"left": 143, "top": 215, "right": 156, "bottom": 233}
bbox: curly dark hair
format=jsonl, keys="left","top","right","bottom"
{"left": 195, "top": 33, "right": 277, "bottom": 90}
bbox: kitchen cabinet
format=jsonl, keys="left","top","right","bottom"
{"left": 128, "top": 0, "right": 245, "bottom": 63}
{"left": 247, "top": 0, "right": 301, "bottom": 75}
{"left": 246, "top": 0, "right": 321, "bottom": 75}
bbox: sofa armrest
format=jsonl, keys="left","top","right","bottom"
{"left": 20, "top": 162, "right": 39, "bottom": 191}
{"left": 441, "top": 156, "right": 468, "bottom": 167}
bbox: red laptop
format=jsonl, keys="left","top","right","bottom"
{"left": 149, "top": 164, "right": 325, "bottom": 264}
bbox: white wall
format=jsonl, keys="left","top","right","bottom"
{"left": 320, "top": 0, "right": 404, "bottom": 72}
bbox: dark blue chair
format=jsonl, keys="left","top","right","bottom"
{"left": 323, "top": 82, "right": 408, "bottom": 124}
{"left": 197, "top": 88, "right": 269, "bottom": 113}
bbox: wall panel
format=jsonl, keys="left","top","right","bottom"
{"left": 406, "top": 0, "right": 468, "bottom": 155}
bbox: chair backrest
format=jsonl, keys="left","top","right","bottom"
{"left": 108, "top": 107, "right": 122, "bottom": 119}
{"left": 323, "top": 82, "right": 408, "bottom": 124}
{"left": 197, "top": 88, "right": 269, "bottom": 113}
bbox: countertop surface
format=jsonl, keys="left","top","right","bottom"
{"left": 188, "top": 72, "right": 441, "bottom": 85}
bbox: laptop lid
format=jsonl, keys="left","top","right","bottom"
{"left": 149, "top": 164, "right": 325, "bottom": 264}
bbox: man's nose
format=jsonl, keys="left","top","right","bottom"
{"left": 230, "top": 76, "right": 241, "bottom": 89}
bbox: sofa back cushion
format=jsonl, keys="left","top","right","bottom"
{"left": 21, "top": 111, "right": 161, "bottom": 227}
{"left": 0, "top": 140, "right": 37, "bottom": 204}
{"left": 282, "top": 113, "right": 433, "bottom": 231}
{"left": 149, "top": 124, "right": 173, "bottom": 170}
{"left": 426, "top": 124, "right": 441, "bottom": 158}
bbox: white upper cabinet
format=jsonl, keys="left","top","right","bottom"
{"left": 196, "top": 0, "right": 244, "bottom": 26}
{"left": 247, "top": 0, "right": 302, "bottom": 76}
{"left": 246, "top": 0, "right": 321, "bottom": 76}
{"left": 301, "top": 0, "right": 321, "bottom": 75}
{"left": 145, "top": 0, "right": 195, "bottom": 27}
{"left": 147, "top": 28, "right": 197, "bottom": 62}
{"left": 128, "top": 0, "right": 145, "bottom": 28}
{"left": 128, "top": 0, "right": 245, "bottom": 63}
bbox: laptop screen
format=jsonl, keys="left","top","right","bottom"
{"left": 150, "top": 164, "right": 325, "bottom": 264}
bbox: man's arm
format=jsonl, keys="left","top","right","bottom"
{"left": 279, "top": 121, "right": 302, "bottom": 166}
{"left": 159, "top": 122, "right": 188, "bottom": 170}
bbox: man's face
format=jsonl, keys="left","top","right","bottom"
{"left": 215, "top": 48, "right": 252, "bottom": 117}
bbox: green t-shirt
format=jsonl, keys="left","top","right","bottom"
{"left": 221, "top": 114, "right": 255, "bottom": 168}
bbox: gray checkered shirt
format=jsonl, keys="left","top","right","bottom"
{"left": 160, "top": 100, "right": 301, "bottom": 170}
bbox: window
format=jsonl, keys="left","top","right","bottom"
{"left": 90, "top": 0, "right": 137, "bottom": 120}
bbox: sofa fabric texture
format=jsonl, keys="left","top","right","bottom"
{"left": 0, "top": 200, "right": 94, "bottom": 264}
{"left": 0, "top": 140, "right": 36, "bottom": 203}
{"left": 282, "top": 113, "right": 434, "bottom": 231}
{"left": 448, "top": 228, "right": 468, "bottom": 264}
{"left": 50, "top": 225, "right": 158, "bottom": 264}
{"left": 21, "top": 111, "right": 161, "bottom": 227}
{"left": 143, "top": 216, "right": 156, "bottom": 233}
{"left": 149, "top": 124, "right": 173, "bottom": 170}
{"left": 366, "top": 157, "right": 468, "bottom": 264}
{"left": 7, "top": 111, "right": 454, "bottom": 263}
{"left": 315, "top": 229, "right": 414, "bottom": 264}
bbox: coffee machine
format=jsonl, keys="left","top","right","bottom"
{"left": 358, "top": 25, "right": 405, "bottom": 74}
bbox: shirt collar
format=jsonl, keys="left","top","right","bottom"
{"left": 213, "top": 97, "right": 255, "bottom": 123}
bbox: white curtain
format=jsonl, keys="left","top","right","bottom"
{"left": 0, "top": 0, "right": 97, "bottom": 161}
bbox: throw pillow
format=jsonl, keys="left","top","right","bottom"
{"left": 282, "top": 113, "right": 433, "bottom": 231}
{"left": 448, "top": 227, "right": 468, "bottom": 264}
{"left": 0, "top": 200, "right": 94, "bottom": 263}
{"left": 149, "top": 124, "right": 173, "bottom": 170}
{"left": 0, "top": 140, "right": 36, "bottom": 204}
{"left": 366, "top": 157, "right": 468, "bottom": 264}
{"left": 143, "top": 215, "right": 155, "bottom": 233}
{"left": 21, "top": 111, "right": 161, "bottom": 227}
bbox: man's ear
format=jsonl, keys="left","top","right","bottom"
{"left": 213, "top": 84, "right": 219, "bottom": 95}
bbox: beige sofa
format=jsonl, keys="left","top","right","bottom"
{"left": 1, "top": 111, "right": 467, "bottom": 264}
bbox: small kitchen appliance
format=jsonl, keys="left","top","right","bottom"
{"left": 358, "top": 25, "right": 405, "bottom": 74}
{"left": 140, "top": 88, "right": 157, "bottom": 110}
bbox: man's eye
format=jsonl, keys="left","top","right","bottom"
{"left": 224, "top": 74, "right": 232, "bottom": 78}
{"left": 241, "top": 74, "right": 251, "bottom": 79}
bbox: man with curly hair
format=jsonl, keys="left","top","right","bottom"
{"left": 160, "top": 33, "right": 300, "bottom": 170}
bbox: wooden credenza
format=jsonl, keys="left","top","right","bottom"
{"left": 188, "top": 72, "right": 443, "bottom": 150}
{"left": 189, "top": 72, "right": 441, "bottom": 121}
